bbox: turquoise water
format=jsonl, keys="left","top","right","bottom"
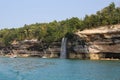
{"left": 0, "top": 58, "right": 120, "bottom": 80}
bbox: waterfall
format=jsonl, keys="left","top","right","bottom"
{"left": 60, "top": 37, "right": 67, "bottom": 58}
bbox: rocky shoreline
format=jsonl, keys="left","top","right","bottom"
{"left": 0, "top": 24, "right": 120, "bottom": 60}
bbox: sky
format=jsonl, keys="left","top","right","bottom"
{"left": 0, "top": 0, "right": 119, "bottom": 29}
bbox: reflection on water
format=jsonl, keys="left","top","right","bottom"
{"left": 0, "top": 58, "right": 55, "bottom": 70}
{"left": 0, "top": 58, "right": 56, "bottom": 80}
{"left": 0, "top": 57, "right": 120, "bottom": 80}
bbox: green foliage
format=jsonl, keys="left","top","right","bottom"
{"left": 0, "top": 2, "right": 120, "bottom": 45}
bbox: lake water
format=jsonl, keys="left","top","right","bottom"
{"left": 0, "top": 57, "right": 120, "bottom": 80}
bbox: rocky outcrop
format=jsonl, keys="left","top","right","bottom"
{"left": 1, "top": 24, "right": 120, "bottom": 60}
{"left": 0, "top": 39, "right": 60, "bottom": 58}
{"left": 75, "top": 24, "right": 120, "bottom": 60}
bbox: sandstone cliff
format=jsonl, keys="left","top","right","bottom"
{"left": 75, "top": 24, "right": 120, "bottom": 60}
{"left": 1, "top": 24, "right": 120, "bottom": 60}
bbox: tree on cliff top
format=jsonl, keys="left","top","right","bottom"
{"left": 0, "top": 2, "right": 120, "bottom": 45}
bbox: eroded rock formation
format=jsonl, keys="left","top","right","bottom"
{"left": 76, "top": 24, "right": 120, "bottom": 60}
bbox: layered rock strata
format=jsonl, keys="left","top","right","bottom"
{"left": 76, "top": 24, "right": 120, "bottom": 60}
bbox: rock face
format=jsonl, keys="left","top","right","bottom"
{"left": 76, "top": 24, "right": 120, "bottom": 60}
{"left": 0, "top": 39, "right": 60, "bottom": 58}
{"left": 1, "top": 24, "right": 120, "bottom": 60}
